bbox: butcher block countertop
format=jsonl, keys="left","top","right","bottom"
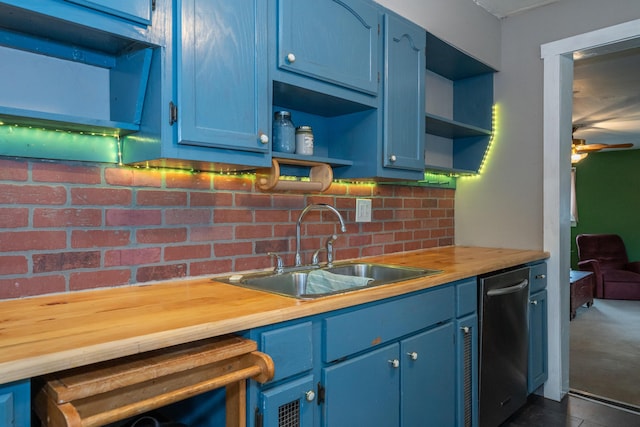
{"left": 0, "top": 246, "right": 547, "bottom": 385}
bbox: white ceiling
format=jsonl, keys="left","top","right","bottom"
{"left": 472, "top": 0, "right": 561, "bottom": 18}
{"left": 572, "top": 46, "right": 640, "bottom": 148}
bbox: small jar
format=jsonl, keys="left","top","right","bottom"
{"left": 272, "top": 111, "right": 295, "bottom": 153}
{"left": 295, "top": 125, "right": 314, "bottom": 155}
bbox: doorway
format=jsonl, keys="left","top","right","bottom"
{"left": 541, "top": 18, "right": 640, "bottom": 403}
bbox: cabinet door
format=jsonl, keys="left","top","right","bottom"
{"left": 528, "top": 289, "right": 548, "bottom": 393}
{"left": 529, "top": 262, "right": 547, "bottom": 294}
{"left": 457, "top": 314, "right": 478, "bottom": 427}
{"left": 382, "top": 12, "right": 426, "bottom": 171}
{"left": 177, "top": 0, "right": 269, "bottom": 153}
{"left": 276, "top": 0, "right": 379, "bottom": 95}
{"left": 261, "top": 375, "right": 315, "bottom": 427}
{"left": 64, "top": 0, "right": 153, "bottom": 25}
{"left": 322, "top": 344, "right": 399, "bottom": 427}
{"left": 401, "top": 323, "right": 455, "bottom": 427}
{"left": 0, "top": 380, "right": 30, "bottom": 427}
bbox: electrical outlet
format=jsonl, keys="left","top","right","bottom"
{"left": 355, "top": 199, "right": 372, "bottom": 222}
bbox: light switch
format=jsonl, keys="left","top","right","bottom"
{"left": 355, "top": 199, "right": 372, "bottom": 222}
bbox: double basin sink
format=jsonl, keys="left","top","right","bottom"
{"left": 217, "top": 262, "right": 442, "bottom": 299}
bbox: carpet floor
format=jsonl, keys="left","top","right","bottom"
{"left": 570, "top": 298, "right": 640, "bottom": 410}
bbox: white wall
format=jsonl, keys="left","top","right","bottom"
{"left": 455, "top": 0, "right": 640, "bottom": 250}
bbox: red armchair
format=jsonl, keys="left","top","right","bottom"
{"left": 576, "top": 234, "right": 640, "bottom": 300}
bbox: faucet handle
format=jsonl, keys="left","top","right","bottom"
{"left": 267, "top": 252, "right": 284, "bottom": 274}
{"left": 312, "top": 247, "right": 325, "bottom": 266}
{"left": 326, "top": 234, "right": 338, "bottom": 267}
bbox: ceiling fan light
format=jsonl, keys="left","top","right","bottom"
{"left": 571, "top": 151, "right": 588, "bottom": 164}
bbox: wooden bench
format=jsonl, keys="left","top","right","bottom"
{"left": 34, "top": 335, "right": 274, "bottom": 427}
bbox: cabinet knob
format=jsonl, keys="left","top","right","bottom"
{"left": 530, "top": 299, "right": 538, "bottom": 305}
{"left": 389, "top": 154, "right": 397, "bottom": 163}
{"left": 388, "top": 359, "right": 400, "bottom": 368}
{"left": 407, "top": 352, "right": 418, "bottom": 361}
{"left": 536, "top": 274, "right": 546, "bottom": 279}
{"left": 259, "top": 133, "right": 269, "bottom": 144}
{"left": 305, "top": 390, "right": 315, "bottom": 402}
{"left": 286, "top": 53, "right": 296, "bottom": 63}
{"left": 461, "top": 326, "right": 470, "bottom": 334}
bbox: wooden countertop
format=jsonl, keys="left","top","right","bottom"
{"left": 0, "top": 246, "right": 547, "bottom": 384}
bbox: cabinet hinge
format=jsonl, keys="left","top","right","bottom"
{"left": 378, "top": 23, "right": 380, "bottom": 35}
{"left": 317, "top": 383, "right": 325, "bottom": 405}
{"left": 152, "top": 0, "right": 156, "bottom": 11}
{"left": 169, "top": 101, "right": 178, "bottom": 125}
{"left": 255, "top": 407, "right": 263, "bottom": 427}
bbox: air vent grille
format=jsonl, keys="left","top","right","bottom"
{"left": 463, "top": 326, "right": 473, "bottom": 427}
{"left": 278, "top": 399, "right": 300, "bottom": 427}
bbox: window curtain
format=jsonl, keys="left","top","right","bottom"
{"left": 570, "top": 167, "right": 578, "bottom": 226}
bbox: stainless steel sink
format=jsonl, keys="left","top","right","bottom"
{"left": 326, "top": 263, "right": 438, "bottom": 284}
{"left": 216, "top": 263, "right": 442, "bottom": 299}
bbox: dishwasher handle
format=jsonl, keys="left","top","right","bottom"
{"left": 486, "top": 279, "right": 529, "bottom": 297}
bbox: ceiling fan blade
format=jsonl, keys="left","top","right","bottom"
{"left": 575, "top": 142, "right": 635, "bottom": 152}
{"left": 574, "top": 143, "right": 607, "bottom": 152}
{"left": 603, "top": 143, "right": 634, "bottom": 149}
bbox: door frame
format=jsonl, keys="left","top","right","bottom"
{"left": 541, "top": 18, "right": 640, "bottom": 401}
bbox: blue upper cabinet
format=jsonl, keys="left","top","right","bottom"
{"left": 63, "top": 0, "right": 153, "bottom": 26}
{"left": 0, "top": 1, "right": 161, "bottom": 41}
{"left": 276, "top": 0, "right": 379, "bottom": 96}
{"left": 333, "top": 8, "right": 426, "bottom": 181}
{"left": 176, "top": 0, "right": 270, "bottom": 156}
{"left": 266, "top": 0, "right": 380, "bottom": 173}
{"left": 382, "top": 11, "right": 426, "bottom": 173}
{"left": 123, "top": 0, "right": 272, "bottom": 171}
{"left": 0, "top": 1, "right": 162, "bottom": 162}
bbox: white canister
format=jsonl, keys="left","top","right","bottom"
{"left": 295, "top": 126, "right": 314, "bottom": 155}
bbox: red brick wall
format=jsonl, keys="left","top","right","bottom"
{"left": 0, "top": 158, "right": 454, "bottom": 300}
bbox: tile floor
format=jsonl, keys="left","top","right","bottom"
{"left": 502, "top": 393, "right": 640, "bottom": 427}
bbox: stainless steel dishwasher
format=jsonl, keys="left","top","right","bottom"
{"left": 478, "top": 266, "right": 530, "bottom": 427}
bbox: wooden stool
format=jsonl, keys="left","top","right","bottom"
{"left": 34, "top": 335, "right": 274, "bottom": 427}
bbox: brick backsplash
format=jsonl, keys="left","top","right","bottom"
{"left": 0, "top": 158, "right": 454, "bottom": 300}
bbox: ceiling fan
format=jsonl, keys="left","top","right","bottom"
{"left": 571, "top": 125, "right": 634, "bottom": 163}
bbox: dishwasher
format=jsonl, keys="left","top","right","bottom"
{"left": 478, "top": 266, "right": 530, "bottom": 427}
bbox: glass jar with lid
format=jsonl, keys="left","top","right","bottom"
{"left": 272, "top": 111, "right": 295, "bottom": 153}
{"left": 295, "top": 126, "right": 314, "bottom": 155}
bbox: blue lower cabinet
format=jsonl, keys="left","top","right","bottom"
{"left": 528, "top": 289, "right": 548, "bottom": 393}
{"left": 322, "top": 344, "right": 400, "bottom": 427}
{"left": 528, "top": 262, "right": 548, "bottom": 394}
{"left": 402, "top": 323, "right": 456, "bottom": 427}
{"left": 0, "top": 379, "right": 30, "bottom": 427}
{"left": 260, "top": 375, "right": 316, "bottom": 427}
{"left": 250, "top": 281, "right": 478, "bottom": 427}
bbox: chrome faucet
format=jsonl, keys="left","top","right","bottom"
{"left": 295, "top": 204, "right": 346, "bottom": 266}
